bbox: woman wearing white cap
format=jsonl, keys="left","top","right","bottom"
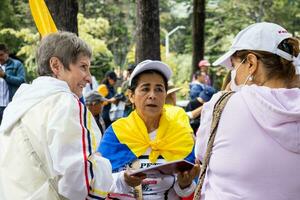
{"left": 99, "top": 60, "right": 200, "bottom": 199}
{"left": 194, "top": 22, "right": 300, "bottom": 199}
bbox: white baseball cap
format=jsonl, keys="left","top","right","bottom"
{"left": 213, "top": 22, "right": 293, "bottom": 68}
{"left": 129, "top": 60, "right": 172, "bottom": 86}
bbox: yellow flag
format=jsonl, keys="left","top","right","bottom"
{"left": 29, "top": 0, "right": 58, "bottom": 37}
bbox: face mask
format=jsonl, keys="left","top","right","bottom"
{"left": 230, "top": 58, "right": 251, "bottom": 91}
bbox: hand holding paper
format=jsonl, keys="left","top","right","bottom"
{"left": 124, "top": 170, "right": 146, "bottom": 187}
{"left": 177, "top": 164, "right": 200, "bottom": 189}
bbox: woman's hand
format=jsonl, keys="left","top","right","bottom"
{"left": 177, "top": 164, "right": 201, "bottom": 189}
{"left": 124, "top": 171, "right": 146, "bottom": 187}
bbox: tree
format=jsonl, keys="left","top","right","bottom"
{"left": 77, "top": 14, "right": 114, "bottom": 80}
{"left": 135, "top": 0, "right": 161, "bottom": 63}
{"left": 192, "top": 0, "right": 206, "bottom": 76}
{"left": 0, "top": 0, "right": 18, "bottom": 29}
{"left": 160, "top": 0, "right": 192, "bottom": 55}
{"left": 45, "top": 0, "right": 79, "bottom": 35}
{"left": 206, "top": 0, "right": 300, "bottom": 63}
{"left": 78, "top": 0, "right": 136, "bottom": 67}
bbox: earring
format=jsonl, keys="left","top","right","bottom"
{"left": 249, "top": 75, "right": 254, "bottom": 82}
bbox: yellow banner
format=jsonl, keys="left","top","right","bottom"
{"left": 29, "top": 0, "right": 58, "bottom": 37}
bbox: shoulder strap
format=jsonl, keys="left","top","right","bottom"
{"left": 19, "top": 124, "right": 67, "bottom": 200}
{"left": 194, "top": 91, "right": 234, "bottom": 199}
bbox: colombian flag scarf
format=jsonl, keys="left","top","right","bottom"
{"left": 99, "top": 105, "right": 194, "bottom": 170}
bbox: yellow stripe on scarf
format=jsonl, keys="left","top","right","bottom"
{"left": 112, "top": 105, "right": 194, "bottom": 163}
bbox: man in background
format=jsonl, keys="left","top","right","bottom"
{"left": 85, "top": 91, "right": 107, "bottom": 134}
{"left": 186, "top": 85, "right": 216, "bottom": 134}
{"left": 0, "top": 44, "right": 26, "bottom": 123}
{"left": 189, "top": 70, "right": 207, "bottom": 100}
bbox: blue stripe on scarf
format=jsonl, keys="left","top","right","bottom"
{"left": 184, "top": 146, "right": 195, "bottom": 163}
{"left": 98, "top": 126, "right": 195, "bottom": 171}
{"left": 98, "top": 126, "right": 137, "bottom": 171}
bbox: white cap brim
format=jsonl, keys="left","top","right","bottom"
{"left": 212, "top": 49, "right": 236, "bottom": 68}
{"left": 129, "top": 60, "right": 172, "bottom": 86}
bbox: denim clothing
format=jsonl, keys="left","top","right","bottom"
{"left": 3, "top": 58, "right": 26, "bottom": 101}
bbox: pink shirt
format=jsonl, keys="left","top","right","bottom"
{"left": 196, "top": 85, "right": 300, "bottom": 200}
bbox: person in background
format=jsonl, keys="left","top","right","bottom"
{"left": 109, "top": 92, "right": 127, "bottom": 122}
{"left": 195, "top": 22, "right": 300, "bottom": 199}
{"left": 0, "top": 32, "right": 112, "bottom": 200}
{"left": 198, "top": 60, "right": 212, "bottom": 86}
{"left": 85, "top": 90, "right": 107, "bottom": 134}
{"left": 121, "top": 63, "right": 136, "bottom": 94}
{"left": 0, "top": 44, "right": 26, "bottom": 124}
{"left": 98, "top": 70, "right": 117, "bottom": 127}
{"left": 82, "top": 75, "right": 99, "bottom": 96}
{"left": 189, "top": 70, "right": 207, "bottom": 100}
{"left": 185, "top": 85, "right": 216, "bottom": 134}
{"left": 99, "top": 60, "right": 200, "bottom": 200}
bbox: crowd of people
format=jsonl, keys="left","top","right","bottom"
{"left": 0, "top": 22, "right": 300, "bottom": 200}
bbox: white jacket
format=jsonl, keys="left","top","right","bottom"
{"left": 0, "top": 76, "right": 112, "bottom": 200}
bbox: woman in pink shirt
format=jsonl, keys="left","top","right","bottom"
{"left": 195, "top": 22, "right": 300, "bottom": 200}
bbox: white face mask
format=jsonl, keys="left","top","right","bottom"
{"left": 230, "top": 58, "right": 252, "bottom": 91}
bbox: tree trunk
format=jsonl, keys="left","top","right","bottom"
{"left": 45, "top": 0, "right": 79, "bottom": 35}
{"left": 192, "top": 0, "right": 205, "bottom": 78}
{"left": 135, "top": 0, "right": 161, "bottom": 63}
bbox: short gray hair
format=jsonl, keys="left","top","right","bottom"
{"left": 36, "top": 31, "right": 92, "bottom": 76}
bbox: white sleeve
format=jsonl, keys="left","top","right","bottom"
{"left": 195, "top": 92, "right": 223, "bottom": 162}
{"left": 186, "top": 111, "right": 193, "bottom": 119}
{"left": 173, "top": 181, "right": 196, "bottom": 197}
{"left": 110, "top": 171, "right": 133, "bottom": 194}
{"left": 47, "top": 94, "right": 112, "bottom": 200}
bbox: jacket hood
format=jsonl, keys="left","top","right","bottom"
{"left": 241, "top": 85, "right": 300, "bottom": 153}
{"left": 0, "top": 76, "right": 73, "bottom": 134}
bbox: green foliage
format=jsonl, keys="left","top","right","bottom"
{"left": 125, "top": 45, "right": 135, "bottom": 65}
{"left": 204, "top": 0, "right": 300, "bottom": 91}
{"left": 77, "top": 13, "right": 114, "bottom": 81}
{"left": 0, "top": 0, "right": 18, "bottom": 28}
{"left": 0, "top": 14, "right": 114, "bottom": 83}
{"left": 206, "top": 0, "right": 300, "bottom": 63}
{"left": 1, "top": 0, "right": 299, "bottom": 90}
{"left": 78, "top": 0, "right": 136, "bottom": 68}
{"left": 263, "top": 0, "right": 300, "bottom": 35}
{"left": 166, "top": 53, "right": 193, "bottom": 99}
{"left": 0, "top": 0, "right": 35, "bottom": 30}
{"left": 160, "top": 0, "right": 192, "bottom": 54}
{"left": 13, "top": 0, "right": 35, "bottom": 29}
